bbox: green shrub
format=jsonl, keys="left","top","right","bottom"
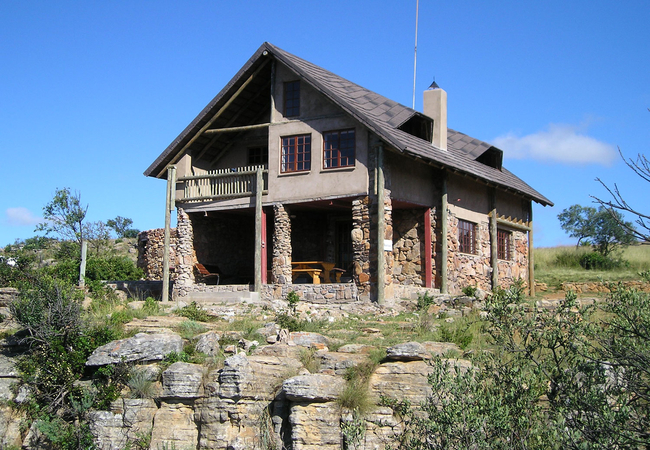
{"left": 416, "top": 292, "right": 436, "bottom": 310}
{"left": 461, "top": 285, "right": 477, "bottom": 297}
{"left": 287, "top": 290, "right": 300, "bottom": 314}
{"left": 579, "top": 251, "right": 622, "bottom": 270}
{"left": 128, "top": 368, "right": 156, "bottom": 399}
{"left": 177, "top": 302, "right": 210, "bottom": 322}
{"left": 299, "top": 348, "right": 321, "bottom": 373}
{"left": 176, "top": 320, "right": 207, "bottom": 340}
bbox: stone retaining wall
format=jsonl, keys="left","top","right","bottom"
{"left": 561, "top": 280, "right": 650, "bottom": 293}
{"left": 264, "top": 283, "right": 359, "bottom": 303}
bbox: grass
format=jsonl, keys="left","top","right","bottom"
{"left": 534, "top": 244, "right": 650, "bottom": 290}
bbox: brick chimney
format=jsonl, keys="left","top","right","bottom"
{"left": 423, "top": 81, "right": 447, "bottom": 151}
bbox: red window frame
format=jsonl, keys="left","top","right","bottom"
{"left": 497, "top": 229, "right": 511, "bottom": 260}
{"left": 458, "top": 219, "right": 476, "bottom": 254}
{"left": 284, "top": 80, "right": 300, "bottom": 117}
{"left": 323, "top": 129, "right": 355, "bottom": 169}
{"left": 281, "top": 134, "right": 311, "bottom": 173}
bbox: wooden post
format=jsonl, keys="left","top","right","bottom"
{"left": 489, "top": 189, "right": 498, "bottom": 290}
{"left": 440, "top": 172, "right": 448, "bottom": 294}
{"left": 376, "top": 144, "right": 386, "bottom": 305}
{"left": 528, "top": 203, "right": 535, "bottom": 297}
{"left": 254, "top": 167, "right": 263, "bottom": 293}
{"left": 162, "top": 165, "right": 176, "bottom": 303}
{"left": 424, "top": 208, "right": 432, "bottom": 288}
{"left": 79, "top": 240, "right": 87, "bottom": 287}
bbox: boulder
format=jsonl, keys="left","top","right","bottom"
{"left": 195, "top": 331, "right": 221, "bottom": 356}
{"left": 385, "top": 341, "right": 431, "bottom": 361}
{"left": 283, "top": 374, "right": 345, "bottom": 402}
{"left": 317, "top": 352, "right": 369, "bottom": 375}
{"left": 422, "top": 341, "right": 461, "bottom": 356}
{"left": 162, "top": 362, "right": 204, "bottom": 399}
{"left": 86, "top": 333, "right": 183, "bottom": 366}
{"left": 289, "top": 402, "right": 341, "bottom": 449}
{"left": 288, "top": 332, "right": 329, "bottom": 347}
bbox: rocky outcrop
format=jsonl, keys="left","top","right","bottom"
{"left": 86, "top": 333, "right": 184, "bottom": 366}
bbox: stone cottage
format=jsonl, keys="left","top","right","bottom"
{"left": 142, "top": 42, "right": 552, "bottom": 303}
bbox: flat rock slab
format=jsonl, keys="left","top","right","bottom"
{"left": 288, "top": 332, "right": 329, "bottom": 347}
{"left": 422, "top": 341, "right": 461, "bottom": 356}
{"left": 385, "top": 341, "right": 431, "bottom": 361}
{"left": 283, "top": 374, "right": 345, "bottom": 402}
{"left": 86, "top": 333, "right": 184, "bottom": 366}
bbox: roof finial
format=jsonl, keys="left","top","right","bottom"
{"left": 428, "top": 78, "right": 440, "bottom": 90}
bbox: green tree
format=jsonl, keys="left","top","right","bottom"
{"left": 558, "top": 204, "right": 636, "bottom": 256}
{"left": 35, "top": 188, "right": 88, "bottom": 246}
{"left": 106, "top": 215, "right": 139, "bottom": 238}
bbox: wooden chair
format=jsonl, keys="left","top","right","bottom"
{"left": 194, "top": 263, "right": 220, "bottom": 285}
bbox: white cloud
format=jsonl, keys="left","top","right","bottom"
{"left": 4, "top": 207, "right": 42, "bottom": 227}
{"left": 493, "top": 124, "right": 616, "bottom": 165}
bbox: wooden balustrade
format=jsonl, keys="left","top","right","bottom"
{"left": 176, "top": 165, "right": 268, "bottom": 202}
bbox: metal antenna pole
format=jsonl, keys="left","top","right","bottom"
{"left": 412, "top": 0, "right": 419, "bottom": 109}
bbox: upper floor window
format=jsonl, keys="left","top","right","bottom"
{"left": 281, "top": 134, "right": 311, "bottom": 173}
{"left": 497, "top": 229, "right": 511, "bottom": 260}
{"left": 458, "top": 219, "right": 476, "bottom": 254}
{"left": 284, "top": 80, "right": 300, "bottom": 117}
{"left": 323, "top": 129, "right": 355, "bottom": 169}
{"left": 248, "top": 147, "right": 268, "bottom": 166}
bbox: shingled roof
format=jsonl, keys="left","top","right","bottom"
{"left": 146, "top": 42, "right": 552, "bottom": 206}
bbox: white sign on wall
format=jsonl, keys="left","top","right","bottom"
{"left": 384, "top": 240, "right": 393, "bottom": 252}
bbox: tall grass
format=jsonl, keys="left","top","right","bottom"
{"left": 534, "top": 245, "right": 650, "bottom": 289}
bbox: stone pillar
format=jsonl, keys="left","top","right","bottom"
{"left": 352, "top": 196, "right": 372, "bottom": 301}
{"left": 173, "top": 208, "right": 196, "bottom": 298}
{"left": 382, "top": 190, "right": 394, "bottom": 301}
{"left": 272, "top": 204, "right": 292, "bottom": 284}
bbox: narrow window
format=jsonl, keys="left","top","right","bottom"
{"left": 324, "top": 129, "right": 355, "bottom": 169}
{"left": 247, "top": 147, "right": 268, "bottom": 166}
{"left": 284, "top": 80, "right": 300, "bottom": 117}
{"left": 281, "top": 134, "right": 311, "bottom": 173}
{"left": 458, "top": 219, "right": 476, "bottom": 254}
{"left": 497, "top": 229, "right": 511, "bottom": 260}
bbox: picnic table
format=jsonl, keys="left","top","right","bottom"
{"left": 291, "top": 261, "right": 345, "bottom": 284}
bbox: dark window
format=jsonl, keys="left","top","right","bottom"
{"left": 458, "top": 219, "right": 476, "bottom": 254}
{"left": 284, "top": 80, "right": 300, "bottom": 117}
{"left": 324, "top": 129, "right": 355, "bottom": 169}
{"left": 497, "top": 229, "right": 511, "bottom": 260}
{"left": 281, "top": 134, "right": 311, "bottom": 173}
{"left": 248, "top": 147, "right": 268, "bottom": 166}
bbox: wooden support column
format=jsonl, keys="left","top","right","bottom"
{"left": 162, "top": 165, "right": 177, "bottom": 303}
{"left": 424, "top": 208, "right": 433, "bottom": 288}
{"left": 254, "top": 167, "right": 263, "bottom": 293}
{"left": 261, "top": 207, "right": 267, "bottom": 284}
{"left": 376, "top": 144, "right": 386, "bottom": 305}
{"left": 79, "top": 240, "right": 87, "bottom": 288}
{"left": 489, "top": 189, "right": 498, "bottom": 290}
{"left": 528, "top": 203, "right": 535, "bottom": 297}
{"left": 440, "top": 172, "right": 448, "bottom": 294}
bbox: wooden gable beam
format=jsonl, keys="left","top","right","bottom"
{"left": 156, "top": 59, "right": 270, "bottom": 177}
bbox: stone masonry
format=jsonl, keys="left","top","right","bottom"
{"left": 272, "top": 203, "right": 292, "bottom": 284}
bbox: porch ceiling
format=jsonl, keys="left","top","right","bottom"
{"left": 188, "top": 62, "right": 273, "bottom": 167}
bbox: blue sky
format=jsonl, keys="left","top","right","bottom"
{"left": 1, "top": 0, "right": 649, "bottom": 248}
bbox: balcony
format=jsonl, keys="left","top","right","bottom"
{"left": 176, "top": 165, "right": 268, "bottom": 203}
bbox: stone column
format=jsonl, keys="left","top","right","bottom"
{"left": 352, "top": 196, "right": 372, "bottom": 301}
{"left": 272, "top": 204, "right": 292, "bottom": 284}
{"left": 173, "top": 208, "right": 196, "bottom": 298}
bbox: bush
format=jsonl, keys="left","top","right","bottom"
{"left": 177, "top": 302, "right": 210, "bottom": 322}
{"left": 416, "top": 292, "right": 436, "bottom": 310}
{"left": 579, "top": 251, "right": 622, "bottom": 270}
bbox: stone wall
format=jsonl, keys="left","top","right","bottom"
{"left": 447, "top": 213, "right": 492, "bottom": 293}
{"left": 392, "top": 208, "right": 425, "bottom": 287}
{"left": 496, "top": 229, "right": 528, "bottom": 289}
{"left": 272, "top": 204, "right": 292, "bottom": 284}
{"left": 137, "top": 228, "right": 180, "bottom": 281}
{"left": 352, "top": 196, "right": 372, "bottom": 300}
{"left": 264, "top": 282, "right": 359, "bottom": 303}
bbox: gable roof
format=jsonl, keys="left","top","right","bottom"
{"left": 145, "top": 42, "right": 552, "bottom": 206}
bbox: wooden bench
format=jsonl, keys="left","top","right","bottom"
{"left": 291, "top": 268, "right": 322, "bottom": 284}
{"left": 330, "top": 268, "right": 346, "bottom": 283}
{"left": 194, "top": 263, "right": 220, "bottom": 285}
